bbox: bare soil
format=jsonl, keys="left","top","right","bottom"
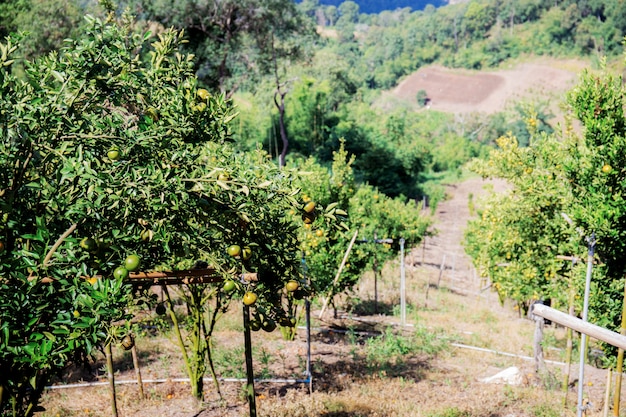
{"left": 389, "top": 58, "right": 589, "bottom": 118}
{"left": 39, "top": 176, "right": 622, "bottom": 417}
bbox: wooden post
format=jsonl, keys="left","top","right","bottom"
{"left": 532, "top": 303, "right": 547, "bottom": 374}
{"left": 613, "top": 276, "right": 626, "bottom": 416}
{"left": 131, "top": 345, "right": 144, "bottom": 399}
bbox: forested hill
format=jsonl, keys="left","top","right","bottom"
{"left": 3, "top": 0, "right": 626, "bottom": 199}
{"left": 297, "top": 0, "right": 447, "bottom": 14}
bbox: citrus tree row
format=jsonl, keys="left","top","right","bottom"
{"left": 0, "top": 10, "right": 317, "bottom": 414}
{"left": 289, "top": 142, "right": 432, "bottom": 316}
{"left": 0, "top": 11, "right": 432, "bottom": 416}
{"left": 464, "top": 64, "right": 626, "bottom": 362}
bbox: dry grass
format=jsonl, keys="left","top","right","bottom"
{"left": 39, "top": 179, "right": 618, "bottom": 417}
{"left": 39, "top": 260, "right": 582, "bottom": 417}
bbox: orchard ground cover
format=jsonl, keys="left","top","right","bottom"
{"left": 38, "top": 176, "right": 620, "bottom": 417}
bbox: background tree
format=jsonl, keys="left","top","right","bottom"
{"left": 127, "top": 0, "right": 316, "bottom": 95}
{"left": 0, "top": 0, "right": 95, "bottom": 60}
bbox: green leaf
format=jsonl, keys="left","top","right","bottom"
{"left": 216, "top": 180, "right": 230, "bottom": 190}
{"left": 51, "top": 70, "right": 65, "bottom": 83}
{"left": 42, "top": 332, "right": 56, "bottom": 341}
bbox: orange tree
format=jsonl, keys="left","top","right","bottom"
{"left": 561, "top": 64, "right": 626, "bottom": 335}
{"left": 167, "top": 144, "right": 305, "bottom": 399}
{"left": 465, "top": 63, "right": 626, "bottom": 338}
{"left": 0, "top": 9, "right": 306, "bottom": 414}
{"left": 292, "top": 142, "right": 431, "bottom": 315}
{"left": 465, "top": 132, "right": 582, "bottom": 314}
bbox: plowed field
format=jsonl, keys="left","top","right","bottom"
{"left": 391, "top": 59, "right": 588, "bottom": 115}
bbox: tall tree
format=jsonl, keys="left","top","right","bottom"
{"left": 128, "top": 0, "right": 315, "bottom": 95}
{"left": 0, "top": 0, "right": 90, "bottom": 59}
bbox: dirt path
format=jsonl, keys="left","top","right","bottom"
{"left": 417, "top": 177, "right": 615, "bottom": 417}
{"left": 417, "top": 176, "right": 508, "bottom": 294}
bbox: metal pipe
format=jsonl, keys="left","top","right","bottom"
{"left": 302, "top": 255, "right": 313, "bottom": 394}
{"left": 578, "top": 234, "right": 595, "bottom": 417}
{"left": 400, "top": 238, "right": 406, "bottom": 326}
{"left": 306, "top": 298, "right": 312, "bottom": 394}
{"left": 46, "top": 376, "right": 312, "bottom": 390}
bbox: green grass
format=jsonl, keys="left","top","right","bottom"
{"left": 425, "top": 407, "right": 471, "bottom": 417}
{"left": 362, "top": 326, "right": 450, "bottom": 375}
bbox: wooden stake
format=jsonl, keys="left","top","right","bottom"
{"left": 373, "top": 256, "right": 379, "bottom": 314}
{"left": 436, "top": 254, "right": 446, "bottom": 288}
{"left": 319, "top": 229, "right": 359, "bottom": 319}
{"left": 604, "top": 369, "right": 612, "bottom": 417}
{"left": 564, "top": 274, "right": 576, "bottom": 407}
{"left": 243, "top": 304, "right": 257, "bottom": 417}
{"left": 131, "top": 344, "right": 144, "bottom": 399}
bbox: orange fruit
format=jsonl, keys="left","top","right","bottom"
{"left": 227, "top": 245, "right": 241, "bottom": 257}
{"left": 222, "top": 280, "right": 236, "bottom": 293}
{"left": 285, "top": 280, "right": 299, "bottom": 292}
{"left": 124, "top": 254, "right": 141, "bottom": 272}
{"left": 303, "top": 201, "right": 316, "bottom": 213}
{"left": 243, "top": 292, "right": 257, "bottom": 306}
{"left": 113, "top": 266, "right": 129, "bottom": 280}
{"left": 197, "top": 88, "right": 210, "bottom": 101}
{"left": 107, "top": 148, "right": 121, "bottom": 160}
{"left": 80, "top": 237, "right": 98, "bottom": 252}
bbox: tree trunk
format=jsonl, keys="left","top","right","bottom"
{"left": 274, "top": 90, "right": 288, "bottom": 168}
{"left": 105, "top": 343, "right": 119, "bottom": 417}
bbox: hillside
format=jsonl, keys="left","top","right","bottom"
{"left": 298, "top": 0, "right": 446, "bottom": 14}
{"left": 389, "top": 58, "right": 589, "bottom": 117}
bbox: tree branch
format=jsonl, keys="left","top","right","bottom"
{"left": 43, "top": 223, "right": 78, "bottom": 267}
